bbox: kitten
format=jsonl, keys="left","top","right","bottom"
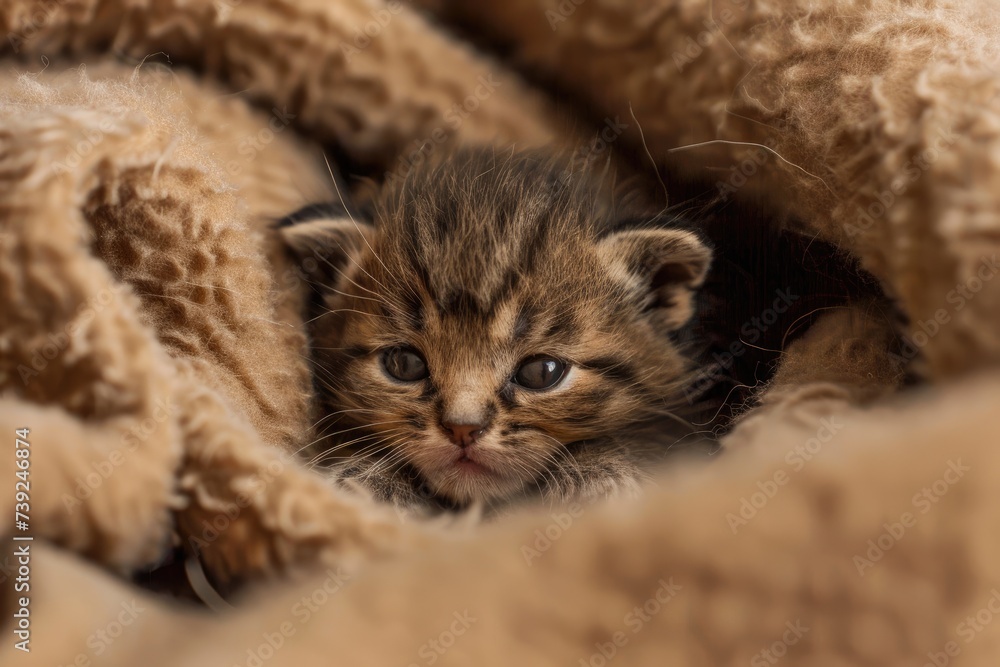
{"left": 280, "top": 150, "right": 872, "bottom": 512}
{"left": 280, "top": 150, "right": 717, "bottom": 511}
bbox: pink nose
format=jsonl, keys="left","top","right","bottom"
{"left": 442, "top": 422, "right": 486, "bottom": 448}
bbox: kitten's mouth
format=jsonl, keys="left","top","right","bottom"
{"left": 452, "top": 450, "right": 492, "bottom": 475}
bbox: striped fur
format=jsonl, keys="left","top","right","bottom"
{"left": 283, "top": 151, "right": 712, "bottom": 511}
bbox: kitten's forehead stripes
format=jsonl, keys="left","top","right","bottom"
{"left": 512, "top": 303, "right": 534, "bottom": 340}
{"left": 376, "top": 154, "right": 594, "bottom": 317}
{"left": 541, "top": 309, "right": 579, "bottom": 341}
{"left": 438, "top": 288, "right": 487, "bottom": 320}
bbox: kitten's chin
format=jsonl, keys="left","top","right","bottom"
{"left": 418, "top": 456, "right": 525, "bottom": 504}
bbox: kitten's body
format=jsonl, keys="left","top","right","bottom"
{"left": 281, "top": 151, "right": 872, "bottom": 512}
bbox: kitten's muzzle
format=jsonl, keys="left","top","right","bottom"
{"left": 441, "top": 421, "right": 488, "bottom": 448}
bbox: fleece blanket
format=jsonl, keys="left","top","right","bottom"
{"left": 1, "top": 0, "right": 1000, "bottom": 665}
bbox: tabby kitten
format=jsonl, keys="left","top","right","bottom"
{"left": 280, "top": 150, "right": 714, "bottom": 511}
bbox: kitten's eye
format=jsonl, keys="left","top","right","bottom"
{"left": 513, "top": 356, "right": 567, "bottom": 390}
{"left": 381, "top": 347, "right": 428, "bottom": 382}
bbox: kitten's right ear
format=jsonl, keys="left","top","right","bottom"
{"left": 279, "top": 215, "right": 373, "bottom": 284}
{"left": 596, "top": 227, "right": 712, "bottom": 330}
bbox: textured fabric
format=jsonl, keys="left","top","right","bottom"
{"left": 0, "top": 0, "right": 998, "bottom": 665}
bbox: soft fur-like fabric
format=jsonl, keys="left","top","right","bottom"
{"left": 1, "top": 0, "right": 999, "bottom": 665}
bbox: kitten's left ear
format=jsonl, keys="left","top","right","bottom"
{"left": 597, "top": 228, "right": 712, "bottom": 329}
{"left": 279, "top": 212, "right": 374, "bottom": 287}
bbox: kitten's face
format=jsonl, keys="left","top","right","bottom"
{"left": 284, "top": 153, "right": 710, "bottom": 504}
